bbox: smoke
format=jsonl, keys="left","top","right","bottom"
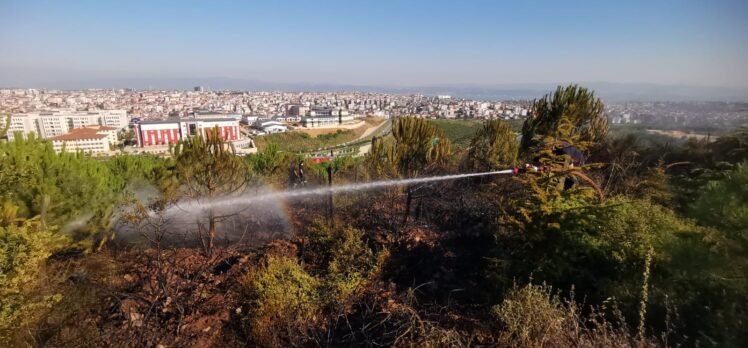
{"left": 61, "top": 213, "right": 94, "bottom": 234}
{"left": 114, "top": 184, "right": 293, "bottom": 248}
{"left": 113, "top": 170, "right": 514, "bottom": 248}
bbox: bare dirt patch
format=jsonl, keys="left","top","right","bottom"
{"left": 646, "top": 129, "right": 718, "bottom": 141}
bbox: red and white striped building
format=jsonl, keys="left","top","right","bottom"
{"left": 134, "top": 118, "right": 240, "bottom": 147}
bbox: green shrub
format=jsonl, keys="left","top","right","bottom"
{"left": 301, "top": 221, "right": 381, "bottom": 308}
{"left": 493, "top": 190, "right": 744, "bottom": 346}
{"left": 493, "top": 283, "right": 568, "bottom": 346}
{"left": 245, "top": 143, "right": 291, "bottom": 177}
{"left": 493, "top": 283, "right": 643, "bottom": 347}
{"left": 495, "top": 196, "right": 701, "bottom": 307}
{"left": 240, "top": 256, "right": 321, "bottom": 347}
{"left": 0, "top": 135, "right": 124, "bottom": 241}
{"left": 317, "top": 129, "right": 344, "bottom": 141}
{"left": 0, "top": 220, "right": 68, "bottom": 339}
{"left": 690, "top": 162, "right": 748, "bottom": 245}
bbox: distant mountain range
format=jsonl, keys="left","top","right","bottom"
{"left": 1, "top": 72, "right": 747, "bottom": 102}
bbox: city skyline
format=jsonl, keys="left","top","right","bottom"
{"left": 1, "top": 0, "right": 747, "bottom": 90}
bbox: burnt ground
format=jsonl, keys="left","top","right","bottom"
{"left": 28, "top": 190, "right": 503, "bottom": 347}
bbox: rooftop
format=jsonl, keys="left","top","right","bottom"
{"left": 49, "top": 127, "right": 110, "bottom": 141}
{"left": 139, "top": 118, "right": 238, "bottom": 125}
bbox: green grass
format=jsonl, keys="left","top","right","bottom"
{"left": 431, "top": 119, "right": 483, "bottom": 148}
{"left": 255, "top": 129, "right": 359, "bottom": 153}
{"left": 431, "top": 119, "right": 525, "bottom": 149}
{"left": 262, "top": 118, "right": 522, "bottom": 153}
{"left": 255, "top": 117, "right": 386, "bottom": 153}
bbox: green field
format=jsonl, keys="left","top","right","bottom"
{"left": 431, "top": 118, "right": 524, "bottom": 149}
{"left": 258, "top": 118, "right": 523, "bottom": 153}
{"left": 254, "top": 117, "right": 385, "bottom": 153}
{"left": 255, "top": 129, "right": 359, "bottom": 153}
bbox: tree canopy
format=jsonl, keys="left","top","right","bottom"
{"left": 466, "top": 119, "right": 519, "bottom": 171}
{"left": 521, "top": 84, "right": 609, "bottom": 151}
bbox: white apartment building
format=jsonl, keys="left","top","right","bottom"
{"left": 301, "top": 107, "right": 355, "bottom": 128}
{"left": 48, "top": 125, "right": 118, "bottom": 154}
{"left": 40, "top": 114, "right": 70, "bottom": 138}
{"left": 2, "top": 110, "right": 129, "bottom": 140}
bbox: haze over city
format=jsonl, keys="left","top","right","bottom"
{"left": 1, "top": 0, "right": 747, "bottom": 99}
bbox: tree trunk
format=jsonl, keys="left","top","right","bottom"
{"left": 207, "top": 210, "right": 216, "bottom": 255}
{"left": 415, "top": 197, "right": 422, "bottom": 221}
{"left": 402, "top": 185, "right": 412, "bottom": 226}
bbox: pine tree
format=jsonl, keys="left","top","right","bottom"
{"left": 173, "top": 127, "right": 254, "bottom": 254}
{"left": 0, "top": 133, "right": 124, "bottom": 239}
{"left": 390, "top": 117, "right": 451, "bottom": 178}
{"left": 521, "top": 84, "right": 608, "bottom": 152}
{"left": 466, "top": 119, "right": 519, "bottom": 171}
{"left": 365, "top": 136, "right": 398, "bottom": 179}
{"left": 501, "top": 86, "right": 609, "bottom": 239}
{"left": 365, "top": 117, "right": 451, "bottom": 225}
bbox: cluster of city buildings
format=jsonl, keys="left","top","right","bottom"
{"left": 0, "top": 107, "right": 245, "bottom": 154}
{"left": 0, "top": 88, "right": 529, "bottom": 122}
{"left": 0, "top": 109, "right": 126, "bottom": 154}
{"left": 606, "top": 101, "right": 748, "bottom": 129}
{"left": 4, "top": 89, "right": 744, "bottom": 156}
{"left": 0, "top": 88, "right": 535, "bottom": 155}
{"left": 1, "top": 109, "right": 128, "bottom": 141}
{"left": 246, "top": 106, "right": 358, "bottom": 134}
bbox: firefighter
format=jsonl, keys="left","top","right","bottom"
{"left": 518, "top": 141, "right": 587, "bottom": 190}
{"left": 297, "top": 160, "right": 306, "bottom": 186}
{"left": 288, "top": 160, "right": 307, "bottom": 188}
{"left": 555, "top": 143, "right": 585, "bottom": 190}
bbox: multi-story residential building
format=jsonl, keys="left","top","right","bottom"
{"left": 2, "top": 110, "right": 129, "bottom": 140}
{"left": 301, "top": 107, "right": 355, "bottom": 128}
{"left": 98, "top": 110, "right": 130, "bottom": 128}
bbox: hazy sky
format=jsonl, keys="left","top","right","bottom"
{"left": 1, "top": 0, "right": 747, "bottom": 87}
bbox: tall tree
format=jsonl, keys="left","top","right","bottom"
{"left": 173, "top": 128, "right": 254, "bottom": 254}
{"left": 466, "top": 119, "right": 519, "bottom": 171}
{"left": 366, "top": 117, "right": 451, "bottom": 225}
{"left": 521, "top": 84, "right": 608, "bottom": 152}
{"left": 390, "top": 117, "right": 452, "bottom": 177}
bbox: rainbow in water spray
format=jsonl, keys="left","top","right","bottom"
{"left": 168, "top": 169, "right": 516, "bottom": 215}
